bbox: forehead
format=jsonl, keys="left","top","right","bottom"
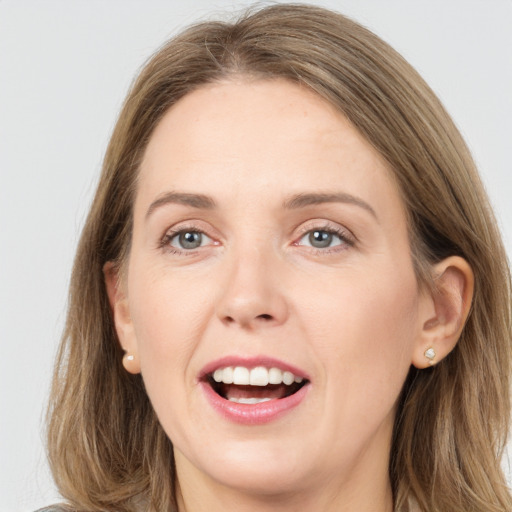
{"left": 137, "top": 78, "right": 403, "bottom": 221}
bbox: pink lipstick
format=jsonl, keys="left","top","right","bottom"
{"left": 199, "top": 356, "right": 310, "bottom": 425}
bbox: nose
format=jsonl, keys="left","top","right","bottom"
{"left": 215, "top": 248, "right": 289, "bottom": 330}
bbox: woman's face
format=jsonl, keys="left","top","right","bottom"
{"left": 117, "top": 79, "right": 432, "bottom": 497}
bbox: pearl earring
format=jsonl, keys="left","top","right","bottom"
{"left": 122, "top": 353, "right": 139, "bottom": 373}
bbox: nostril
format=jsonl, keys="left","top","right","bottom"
{"left": 257, "top": 314, "right": 273, "bottom": 321}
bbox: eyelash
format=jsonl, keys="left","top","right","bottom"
{"left": 159, "top": 223, "right": 355, "bottom": 256}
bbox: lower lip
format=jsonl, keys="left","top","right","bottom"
{"left": 200, "top": 381, "right": 310, "bottom": 425}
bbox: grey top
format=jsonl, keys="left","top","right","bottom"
{"left": 35, "top": 508, "right": 68, "bottom": 512}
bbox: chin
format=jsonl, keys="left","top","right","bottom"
{"left": 208, "top": 462, "right": 310, "bottom": 497}
{"left": 176, "top": 437, "right": 315, "bottom": 496}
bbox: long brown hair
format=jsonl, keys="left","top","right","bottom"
{"left": 47, "top": 4, "right": 512, "bottom": 511}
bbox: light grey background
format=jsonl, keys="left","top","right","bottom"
{"left": 1, "top": 1, "right": 511, "bottom": 510}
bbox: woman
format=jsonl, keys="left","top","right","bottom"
{"left": 43, "top": 4, "right": 512, "bottom": 511}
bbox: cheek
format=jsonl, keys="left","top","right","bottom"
{"left": 299, "top": 265, "right": 420, "bottom": 407}
{"left": 126, "top": 270, "right": 213, "bottom": 442}
{"left": 303, "top": 267, "right": 418, "bottom": 343}
{"left": 127, "top": 266, "right": 214, "bottom": 380}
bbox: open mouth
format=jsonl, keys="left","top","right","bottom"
{"left": 205, "top": 366, "right": 308, "bottom": 404}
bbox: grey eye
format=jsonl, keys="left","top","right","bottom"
{"left": 170, "top": 231, "right": 211, "bottom": 250}
{"left": 299, "top": 229, "right": 344, "bottom": 249}
{"left": 308, "top": 230, "right": 333, "bottom": 248}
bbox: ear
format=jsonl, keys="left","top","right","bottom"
{"left": 103, "top": 261, "right": 141, "bottom": 374}
{"left": 412, "top": 256, "right": 474, "bottom": 369}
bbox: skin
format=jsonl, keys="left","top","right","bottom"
{"left": 107, "top": 78, "right": 473, "bottom": 512}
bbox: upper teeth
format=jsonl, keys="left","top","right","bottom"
{"left": 212, "top": 366, "right": 303, "bottom": 386}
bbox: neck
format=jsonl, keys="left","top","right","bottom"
{"left": 177, "top": 482, "right": 393, "bottom": 512}
{"left": 175, "top": 449, "right": 394, "bottom": 512}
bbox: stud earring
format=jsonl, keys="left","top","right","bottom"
{"left": 122, "top": 353, "right": 140, "bottom": 373}
{"left": 424, "top": 347, "right": 436, "bottom": 365}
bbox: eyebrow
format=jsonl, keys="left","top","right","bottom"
{"left": 283, "top": 192, "right": 377, "bottom": 219}
{"left": 145, "top": 190, "right": 377, "bottom": 220}
{"left": 146, "top": 192, "right": 217, "bottom": 219}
